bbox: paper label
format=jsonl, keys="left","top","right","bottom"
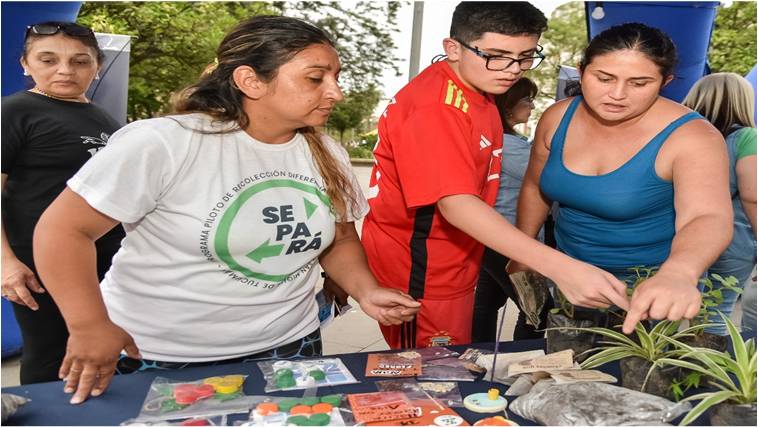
{"left": 549, "top": 369, "right": 617, "bottom": 384}
{"left": 507, "top": 350, "right": 574, "bottom": 377}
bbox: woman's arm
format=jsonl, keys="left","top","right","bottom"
{"left": 437, "top": 194, "right": 629, "bottom": 311}
{"left": 318, "top": 222, "right": 420, "bottom": 325}
{"left": 34, "top": 188, "right": 139, "bottom": 404}
{"left": 624, "top": 121, "right": 733, "bottom": 332}
{"left": 1, "top": 174, "right": 45, "bottom": 309}
{"left": 736, "top": 155, "right": 757, "bottom": 236}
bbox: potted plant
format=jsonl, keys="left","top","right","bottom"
{"left": 544, "top": 287, "right": 601, "bottom": 362}
{"left": 574, "top": 320, "right": 708, "bottom": 399}
{"left": 682, "top": 274, "right": 743, "bottom": 351}
{"left": 545, "top": 266, "right": 657, "bottom": 361}
{"left": 658, "top": 313, "right": 756, "bottom": 426}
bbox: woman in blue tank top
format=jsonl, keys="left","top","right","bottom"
{"left": 514, "top": 23, "right": 733, "bottom": 334}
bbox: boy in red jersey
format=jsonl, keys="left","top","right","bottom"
{"left": 361, "top": 2, "right": 631, "bottom": 348}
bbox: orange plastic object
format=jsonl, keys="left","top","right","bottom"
{"left": 473, "top": 416, "right": 514, "bottom": 426}
{"left": 256, "top": 402, "right": 279, "bottom": 416}
{"left": 289, "top": 405, "right": 313, "bottom": 415}
{"left": 311, "top": 402, "right": 333, "bottom": 414}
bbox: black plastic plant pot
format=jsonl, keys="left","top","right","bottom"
{"left": 619, "top": 356, "right": 679, "bottom": 400}
{"left": 710, "top": 402, "right": 757, "bottom": 426}
{"left": 680, "top": 331, "right": 728, "bottom": 352}
{"left": 545, "top": 312, "right": 596, "bottom": 362}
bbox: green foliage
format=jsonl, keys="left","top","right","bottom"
{"left": 78, "top": 2, "right": 273, "bottom": 120}
{"left": 625, "top": 266, "right": 659, "bottom": 296}
{"left": 658, "top": 313, "right": 757, "bottom": 426}
{"left": 327, "top": 85, "right": 382, "bottom": 144}
{"left": 346, "top": 140, "right": 375, "bottom": 159}
{"left": 272, "top": 2, "right": 402, "bottom": 92}
{"left": 574, "top": 320, "right": 707, "bottom": 391}
{"left": 527, "top": 1, "right": 587, "bottom": 101}
{"left": 696, "top": 274, "right": 742, "bottom": 328}
{"left": 671, "top": 370, "right": 703, "bottom": 401}
{"left": 78, "top": 1, "right": 402, "bottom": 121}
{"left": 709, "top": 1, "right": 757, "bottom": 75}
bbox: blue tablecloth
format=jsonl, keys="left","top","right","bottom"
{"left": 2, "top": 338, "right": 710, "bottom": 426}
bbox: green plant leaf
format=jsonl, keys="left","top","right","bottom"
{"left": 658, "top": 357, "right": 737, "bottom": 393}
{"left": 580, "top": 347, "right": 641, "bottom": 369}
{"left": 677, "top": 390, "right": 736, "bottom": 426}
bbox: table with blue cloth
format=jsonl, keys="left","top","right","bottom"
{"left": 2, "top": 338, "right": 711, "bottom": 426}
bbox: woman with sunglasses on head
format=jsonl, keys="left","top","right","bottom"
{"left": 471, "top": 77, "right": 554, "bottom": 342}
{"left": 33, "top": 16, "right": 420, "bottom": 404}
{"left": 1, "top": 22, "right": 125, "bottom": 384}
{"left": 514, "top": 23, "right": 733, "bottom": 333}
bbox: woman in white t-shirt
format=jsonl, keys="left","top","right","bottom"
{"left": 33, "top": 15, "right": 420, "bottom": 405}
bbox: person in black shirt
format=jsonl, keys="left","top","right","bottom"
{"left": 1, "top": 22, "right": 124, "bottom": 384}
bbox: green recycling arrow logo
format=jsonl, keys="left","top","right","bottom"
{"left": 246, "top": 239, "right": 284, "bottom": 263}
{"left": 215, "top": 179, "right": 332, "bottom": 282}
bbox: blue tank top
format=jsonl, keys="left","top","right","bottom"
{"left": 540, "top": 96, "right": 702, "bottom": 270}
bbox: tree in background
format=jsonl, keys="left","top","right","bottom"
{"left": 327, "top": 85, "right": 382, "bottom": 144}
{"left": 78, "top": 1, "right": 401, "bottom": 122}
{"left": 272, "top": 1, "right": 402, "bottom": 92}
{"left": 710, "top": 1, "right": 757, "bottom": 75}
{"left": 527, "top": 2, "right": 586, "bottom": 101}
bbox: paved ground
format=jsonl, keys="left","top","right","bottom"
{"left": 0, "top": 162, "right": 519, "bottom": 387}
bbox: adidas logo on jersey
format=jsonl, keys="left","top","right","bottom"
{"left": 479, "top": 135, "right": 492, "bottom": 150}
{"left": 444, "top": 80, "right": 469, "bottom": 113}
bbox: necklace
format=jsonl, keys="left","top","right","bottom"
{"left": 30, "top": 87, "right": 88, "bottom": 103}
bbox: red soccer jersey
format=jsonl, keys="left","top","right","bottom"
{"left": 361, "top": 61, "right": 503, "bottom": 300}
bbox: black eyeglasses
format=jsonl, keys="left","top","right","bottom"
{"left": 25, "top": 23, "right": 94, "bottom": 40}
{"left": 455, "top": 39, "right": 545, "bottom": 71}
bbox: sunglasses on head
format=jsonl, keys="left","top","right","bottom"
{"left": 25, "top": 22, "right": 94, "bottom": 39}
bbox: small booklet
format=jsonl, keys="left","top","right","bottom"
{"left": 365, "top": 353, "right": 422, "bottom": 377}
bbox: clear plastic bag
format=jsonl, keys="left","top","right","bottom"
{"left": 122, "top": 415, "right": 227, "bottom": 426}
{"left": 134, "top": 375, "right": 255, "bottom": 422}
{"left": 509, "top": 381, "right": 692, "bottom": 425}
{"left": 240, "top": 394, "right": 348, "bottom": 426}
{"left": 418, "top": 357, "right": 479, "bottom": 382}
{"left": 375, "top": 379, "right": 464, "bottom": 407}
{"left": 1, "top": 394, "right": 29, "bottom": 423}
{"left": 347, "top": 391, "right": 420, "bottom": 424}
{"left": 256, "top": 358, "right": 357, "bottom": 392}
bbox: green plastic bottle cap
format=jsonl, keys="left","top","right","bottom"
{"left": 276, "top": 375, "right": 296, "bottom": 388}
{"left": 301, "top": 397, "right": 320, "bottom": 406}
{"left": 308, "top": 413, "right": 331, "bottom": 426}
{"left": 286, "top": 415, "right": 309, "bottom": 426}
{"left": 160, "top": 399, "right": 187, "bottom": 413}
{"left": 275, "top": 368, "right": 294, "bottom": 378}
{"left": 320, "top": 394, "right": 341, "bottom": 406}
{"left": 308, "top": 369, "right": 326, "bottom": 381}
{"left": 279, "top": 398, "right": 301, "bottom": 412}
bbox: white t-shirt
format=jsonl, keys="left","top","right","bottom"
{"left": 68, "top": 113, "right": 368, "bottom": 362}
